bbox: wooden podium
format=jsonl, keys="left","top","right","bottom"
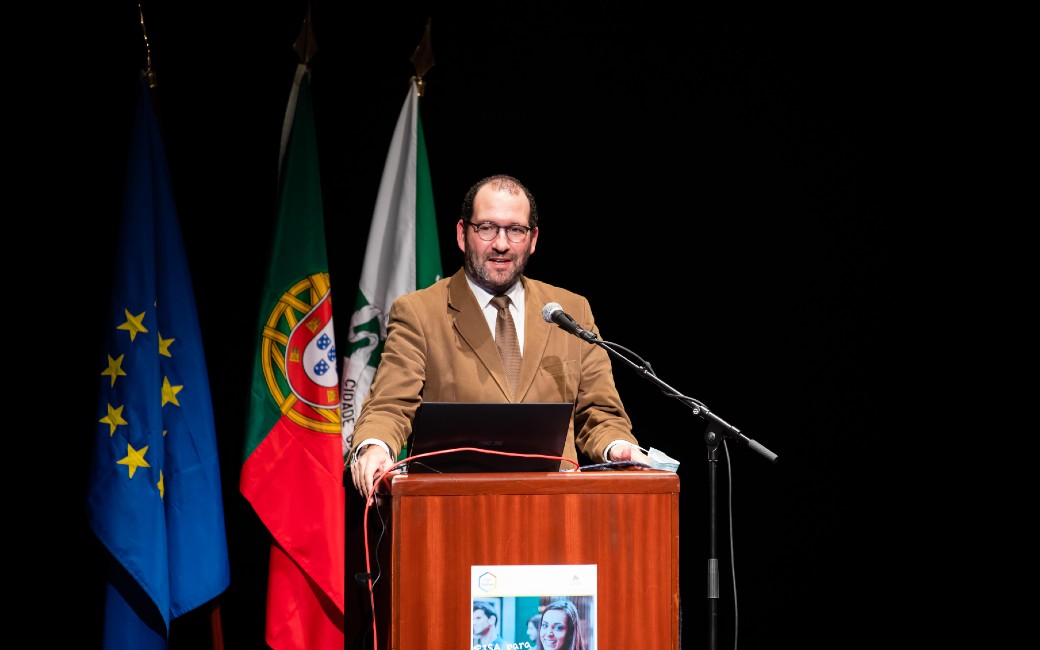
{"left": 359, "top": 469, "right": 680, "bottom": 648}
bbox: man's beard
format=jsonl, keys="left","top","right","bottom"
{"left": 464, "top": 244, "right": 530, "bottom": 294}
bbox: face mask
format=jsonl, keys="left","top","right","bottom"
{"left": 647, "top": 447, "right": 680, "bottom": 472}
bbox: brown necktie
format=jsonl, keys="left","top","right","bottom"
{"left": 491, "top": 294, "right": 522, "bottom": 396}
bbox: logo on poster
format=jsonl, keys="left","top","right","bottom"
{"left": 477, "top": 571, "right": 498, "bottom": 592}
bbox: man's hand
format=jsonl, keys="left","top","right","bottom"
{"left": 350, "top": 444, "right": 394, "bottom": 501}
{"left": 608, "top": 442, "right": 650, "bottom": 466}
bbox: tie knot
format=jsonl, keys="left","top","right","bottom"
{"left": 491, "top": 295, "right": 511, "bottom": 311}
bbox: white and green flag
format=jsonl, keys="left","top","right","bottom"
{"left": 340, "top": 77, "right": 442, "bottom": 456}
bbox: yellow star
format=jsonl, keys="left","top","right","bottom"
{"left": 117, "top": 309, "right": 148, "bottom": 342}
{"left": 161, "top": 376, "right": 183, "bottom": 407}
{"left": 158, "top": 332, "right": 175, "bottom": 357}
{"left": 100, "top": 403, "right": 128, "bottom": 436}
{"left": 116, "top": 443, "right": 149, "bottom": 478}
{"left": 101, "top": 354, "right": 127, "bottom": 387}
{"left": 158, "top": 470, "right": 165, "bottom": 499}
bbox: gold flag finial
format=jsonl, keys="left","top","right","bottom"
{"left": 293, "top": 3, "right": 318, "bottom": 65}
{"left": 138, "top": 4, "right": 157, "bottom": 89}
{"left": 410, "top": 18, "right": 435, "bottom": 97}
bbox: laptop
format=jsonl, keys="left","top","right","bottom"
{"left": 405, "top": 402, "right": 573, "bottom": 474}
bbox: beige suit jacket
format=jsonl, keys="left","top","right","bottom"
{"left": 351, "top": 268, "right": 637, "bottom": 468}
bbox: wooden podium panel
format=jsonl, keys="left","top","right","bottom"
{"left": 367, "top": 470, "right": 680, "bottom": 648}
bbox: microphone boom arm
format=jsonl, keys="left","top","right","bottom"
{"left": 590, "top": 337, "right": 778, "bottom": 463}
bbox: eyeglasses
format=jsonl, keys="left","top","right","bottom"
{"left": 468, "top": 221, "right": 533, "bottom": 243}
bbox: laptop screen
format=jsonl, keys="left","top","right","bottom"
{"left": 405, "top": 402, "right": 573, "bottom": 474}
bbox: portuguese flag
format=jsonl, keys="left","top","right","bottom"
{"left": 240, "top": 64, "right": 344, "bottom": 649}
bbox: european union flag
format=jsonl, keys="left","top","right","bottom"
{"left": 86, "top": 74, "right": 230, "bottom": 649}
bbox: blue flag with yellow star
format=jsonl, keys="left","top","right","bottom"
{"left": 86, "top": 74, "right": 230, "bottom": 649}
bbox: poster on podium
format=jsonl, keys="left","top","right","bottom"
{"left": 470, "top": 564, "right": 597, "bottom": 650}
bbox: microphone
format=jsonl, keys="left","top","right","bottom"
{"left": 542, "top": 302, "right": 598, "bottom": 343}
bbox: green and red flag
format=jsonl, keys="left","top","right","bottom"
{"left": 240, "top": 62, "right": 344, "bottom": 649}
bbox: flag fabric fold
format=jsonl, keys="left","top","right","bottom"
{"left": 87, "top": 74, "right": 230, "bottom": 649}
{"left": 240, "top": 64, "right": 345, "bottom": 650}
{"left": 340, "top": 77, "right": 443, "bottom": 455}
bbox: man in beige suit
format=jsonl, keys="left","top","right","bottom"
{"left": 348, "top": 174, "right": 648, "bottom": 500}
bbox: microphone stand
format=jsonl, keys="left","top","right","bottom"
{"left": 580, "top": 333, "right": 778, "bottom": 650}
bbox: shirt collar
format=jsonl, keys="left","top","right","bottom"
{"left": 466, "top": 275, "right": 524, "bottom": 310}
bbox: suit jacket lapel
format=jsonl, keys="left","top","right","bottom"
{"left": 517, "top": 277, "right": 550, "bottom": 401}
{"left": 447, "top": 269, "right": 513, "bottom": 399}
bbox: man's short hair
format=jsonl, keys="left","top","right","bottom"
{"left": 473, "top": 600, "right": 498, "bottom": 622}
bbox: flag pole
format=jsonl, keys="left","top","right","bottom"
{"left": 293, "top": 2, "right": 317, "bottom": 64}
{"left": 137, "top": 4, "right": 158, "bottom": 90}
{"left": 209, "top": 601, "right": 225, "bottom": 650}
{"left": 410, "top": 17, "right": 435, "bottom": 95}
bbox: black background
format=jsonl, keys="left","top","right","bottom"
{"left": 53, "top": 2, "right": 919, "bottom": 648}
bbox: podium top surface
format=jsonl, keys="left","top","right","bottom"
{"left": 380, "top": 468, "right": 679, "bottom": 497}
